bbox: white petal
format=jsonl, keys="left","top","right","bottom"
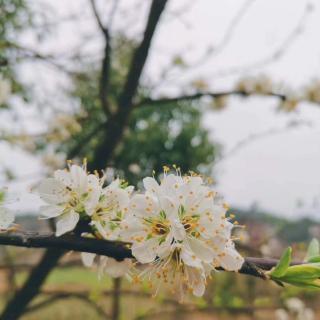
{"left": 120, "top": 217, "right": 146, "bottom": 240}
{"left": 158, "top": 195, "right": 176, "bottom": 217}
{"left": 157, "top": 235, "right": 174, "bottom": 259}
{"left": 143, "top": 177, "right": 160, "bottom": 194}
{"left": 181, "top": 248, "right": 202, "bottom": 268}
{"left": 188, "top": 238, "right": 214, "bottom": 263}
{"left": 113, "top": 189, "right": 130, "bottom": 211}
{"left": 125, "top": 185, "right": 134, "bottom": 195}
{"left": 188, "top": 176, "right": 204, "bottom": 188}
{"left": 81, "top": 252, "right": 96, "bottom": 267}
{"left": 161, "top": 174, "right": 181, "bottom": 189}
{"left": 129, "top": 194, "right": 158, "bottom": 217}
{"left": 131, "top": 239, "right": 158, "bottom": 263}
{"left": 108, "top": 179, "right": 121, "bottom": 189}
{"left": 219, "top": 247, "right": 244, "bottom": 271}
{"left": 87, "top": 174, "right": 100, "bottom": 189}
{"left": 39, "top": 205, "right": 63, "bottom": 219}
{"left": 170, "top": 218, "right": 186, "bottom": 241}
{"left": 0, "top": 207, "right": 14, "bottom": 229}
{"left": 70, "top": 165, "right": 88, "bottom": 194}
{"left": 84, "top": 188, "right": 101, "bottom": 216}
{"left": 191, "top": 274, "right": 206, "bottom": 297}
{"left": 38, "top": 178, "right": 69, "bottom": 205}
{"left": 54, "top": 169, "right": 72, "bottom": 187}
{"left": 185, "top": 265, "right": 206, "bottom": 297}
{"left": 55, "top": 211, "right": 79, "bottom": 236}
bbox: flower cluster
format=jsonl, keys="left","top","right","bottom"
{"left": 38, "top": 161, "right": 133, "bottom": 278}
{"left": 121, "top": 172, "right": 244, "bottom": 298}
{"left": 39, "top": 163, "right": 244, "bottom": 298}
{"left": 38, "top": 161, "right": 104, "bottom": 236}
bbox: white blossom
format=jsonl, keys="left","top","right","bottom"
{"left": 121, "top": 171, "right": 244, "bottom": 297}
{"left": 80, "top": 179, "right": 134, "bottom": 277}
{"left": 38, "top": 163, "right": 103, "bottom": 236}
{"left": 89, "top": 179, "right": 133, "bottom": 241}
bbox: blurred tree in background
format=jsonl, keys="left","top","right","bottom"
{"left": 65, "top": 37, "right": 216, "bottom": 184}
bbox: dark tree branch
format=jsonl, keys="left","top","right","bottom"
{"left": 118, "top": 0, "right": 168, "bottom": 111}
{"left": 0, "top": 232, "right": 132, "bottom": 260}
{"left": 91, "top": 0, "right": 168, "bottom": 170}
{"left": 135, "top": 90, "right": 287, "bottom": 108}
{"left": 89, "top": 0, "right": 113, "bottom": 114}
{"left": 0, "top": 231, "right": 302, "bottom": 279}
{"left": 89, "top": 0, "right": 108, "bottom": 35}
{"left": 100, "top": 38, "right": 112, "bottom": 114}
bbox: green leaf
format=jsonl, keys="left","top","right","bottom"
{"left": 270, "top": 263, "right": 320, "bottom": 290}
{"left": 271, "top": 247, "right": 292, "bottom": 278}
{"left": 308, "top": 256, "right": 320, "bottom": 263}
{"left": 282, "top": 264, "right": 320, "bottom": 280}
{"left": 305, "top": 238, "right": 320, "bottom": 262}
{"left": 282, "top": 279, "right": 320, "bottom": 290}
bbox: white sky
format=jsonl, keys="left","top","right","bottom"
{"left": 2, "top": 0, "right": 320, "bottom": 219}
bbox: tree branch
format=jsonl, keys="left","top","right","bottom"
{"left": 0, "top": 232, "right": 132, "bottom": 261}
{"left": 90, "top": 0, "right": 168, "bottom": 170}
{"left": 0, "top": 231, "right": 302, "bottom": 279}
{"left": 135, "top": 90, "right": 287, "bottom": 108}
{"left": 89, "top": 0, "right": 113, "bottom": 114}
{"left": 89, "top": 0, "right": 108, "bottom": 35}
{"left": 100, "top": 38, "right": 112, "bottom": 114}
{"left": 118, "top": 0, "right": 168, "bottom": 110}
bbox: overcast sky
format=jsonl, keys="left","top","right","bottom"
{"left": 2, "top": 0, "right": 320, "bottom": 219}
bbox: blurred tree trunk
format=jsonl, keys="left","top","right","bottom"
{"left": 0, "top": 249, "right": 65, "bottom": 319}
